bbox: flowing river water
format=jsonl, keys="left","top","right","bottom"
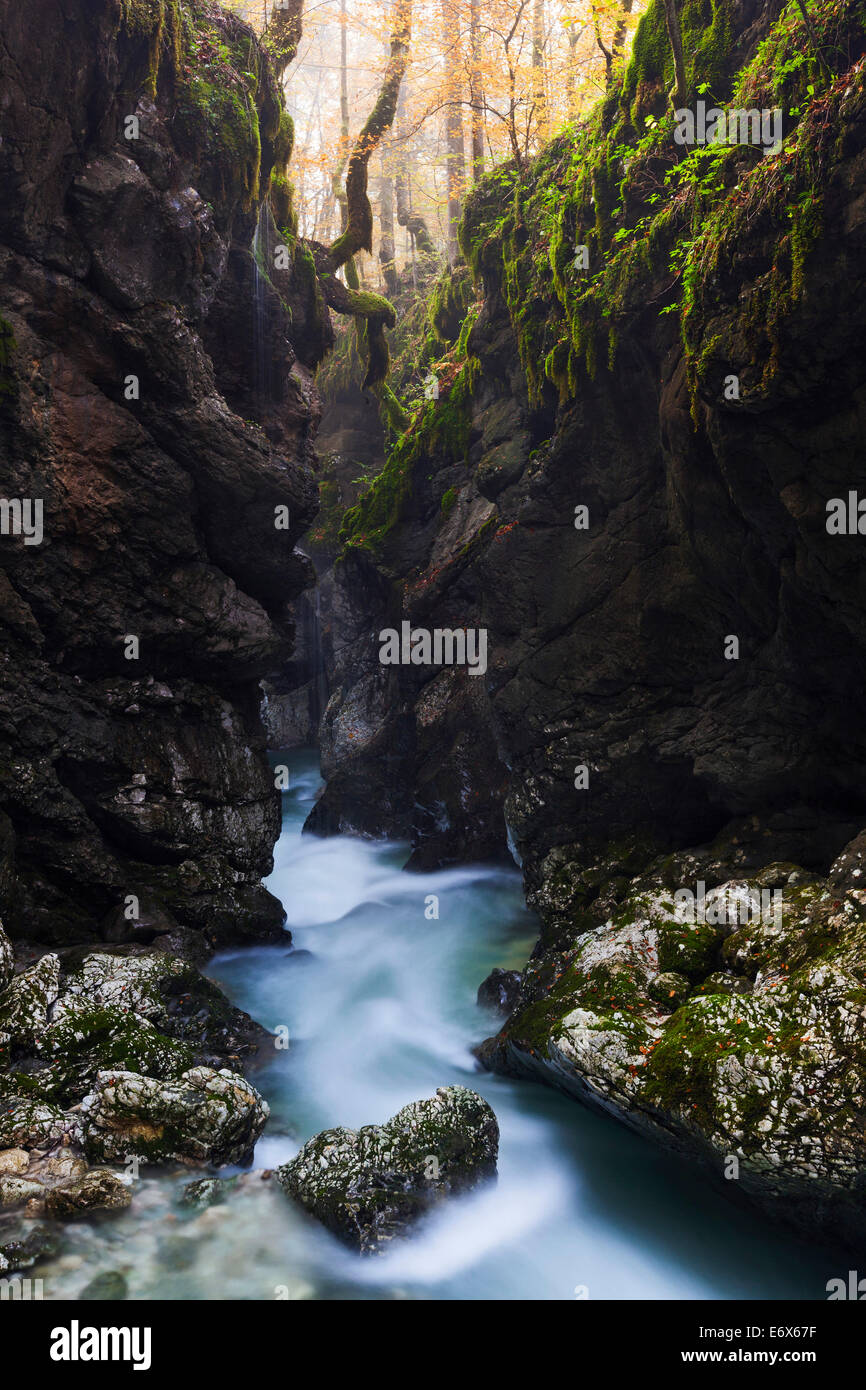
{"left": 39, "top": 750, "right": 840, "bottom": 1300}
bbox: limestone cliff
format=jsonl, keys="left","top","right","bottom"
{"left": 0, "top": 0, "right": 328, "bottom": 947}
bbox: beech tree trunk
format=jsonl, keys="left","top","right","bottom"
{"left": 662, "top": 0, "right": 687, "bottom": 107}
{"left": 441, "top": 0, "right": 466, "bottom": 265}
{"left": 329, "top": 0, "right": 412, "bottom": 270}
{"left": 469, "top": 0, "right": 485, "bottom": 182}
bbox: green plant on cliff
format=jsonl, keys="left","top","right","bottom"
{"left": 456, "top": 0, "right": 864, "bottom": 413}
{"left": 335, "top": 0, "right": 864, "bottom": 569}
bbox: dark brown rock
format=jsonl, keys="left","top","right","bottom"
{"left": 0, "top": 0, "right": 328, "bottom": 947}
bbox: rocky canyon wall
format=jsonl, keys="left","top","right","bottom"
{"left": 0, "top": 0, "right": 327, "bottom": 948}
{"left": 311, "top": 0, "right": 866, "bottom": 883}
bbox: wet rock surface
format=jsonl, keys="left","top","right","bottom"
{"left": 0, "top": 0, "right": 325, "bottom": 950}
{"left": 478, "top": 826, "right": 866, "bottom": 1246}
{"left": 80, "top": 1066, "right": 269, "bottom": 1167}
{"left": 276, "top": 1085, "right": 499, "bottom": 1253}
{"left": 0, "top": 916, "right": 270, "bottom": 1269}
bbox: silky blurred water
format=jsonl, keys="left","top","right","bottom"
{"left": 37, "top": 750, "right": 840, "bottom": 1300}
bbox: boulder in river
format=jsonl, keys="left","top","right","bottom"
{"left": 0, "top": 1218, "right": 58, "bottom": 1274}
{"left": 79, "top": 1067, "right": 269, "bottom": 1167}
{"left": 43, "top": 1168, "right": 132, "bottom": 1221}
{"left": 477, "top": 967, "right": 522, "bottom": 1016}
{"left": 276, "top": 1085, "right": 499, "bottom": 1254}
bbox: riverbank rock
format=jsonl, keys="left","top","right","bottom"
{"left": 0, "top": 921, "right": 12, "bottom": 995}
{"left": 0, "top": 1219, "right": 58, "bottom": 1274}
{"left": 79, "top": 1067, "right": 269, "bottom": 1167}
{"left": 478, "top": 827, "right": 866, "bottom": 1247}
{"left": 276, "top": 1086, "right": 499, "bottom": 1254}
{"left": 477, "top": 968, "right": 522, "bottom": 1017}
{"left": 43, "top": 1169, "right": 132, "bottom": 1221}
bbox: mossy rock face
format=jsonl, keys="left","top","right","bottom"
{"left": 476, "top": 435, "right": 530, "bottom": 500}
{"left": 479, "top": 826, "right": 866, "bottom": 1246}
{"left": 657, "top": 920, "right": 726, "bottom": 980}
{"left": 79, "top": 1066, "right": 269, "bottom": 1167}
{"left": 44, "top": 1005, "right": 196, "bottom": 1103}
{"left": 648, "top": 971, "right": 692, "bottom": 1010}
{"left": 429, "top": 265, "right": 475, "bottom": 344}
{"left": 276, "top": 1086, "right": 499, "bottom": 1254}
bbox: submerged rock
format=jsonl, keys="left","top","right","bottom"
{"left": 79, "top": 1270, "right": 129, "bottom": 1301}
{"left": 43, "top": 1169, "right": 132, "bottom": 1221}
{"left": 0, "top": 1219, "right": 58, "bottom": 1274}
{"left": 276, "top": 1085, "right": 499, "bottom": 1254}
{"left": 79, "top": 1067, "right": 269, "bottom": 1167}
{"left": 177, "top": 1175, "right": 238, "bottom": 1210}
{"left": 477, "top": 967, "right": 522, "bottom": 1016}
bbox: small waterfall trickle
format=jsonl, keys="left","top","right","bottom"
{"left": 251, "top": 201, "right": 270, "bottom": 414}
{"left": 310, "top": 582, "right": 329, "bottom": 731}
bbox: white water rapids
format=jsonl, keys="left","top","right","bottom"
{"left": 38, "top": 750, "right": 838, "bottom": 1299}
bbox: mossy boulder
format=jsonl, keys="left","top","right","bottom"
{"left": 52, "top": 948, "right": 269, "bottom": 1066}
{"left": 657, "top": 920, "right": 726, "bottom": 981}
{"left": 276, "top": 1086, "right": 499, "bottom": 1254}
{"left": 0, "top": 1098, "right": 77, "bottom": 1151}
{"left": 0, "top": 954, "right": 60, "bottom": 1053}
{"left": 79, "top": 1066, "right": 269, "bottom": 1167}
{"left": 44, "top": 1004, "right": 196, "bottom": 1102}
{"left": 43, "top": 1169, "right": 133, "bottom": 1221}
{"left": 480, "top": 829, "right": 866, "bottom": 1247}
{"left": 0, "top": 921, "right": 12, "bottom": 997}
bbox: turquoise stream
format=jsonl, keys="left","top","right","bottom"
{"left": 39, "top": 750, "right": 840, "bottom": 1299}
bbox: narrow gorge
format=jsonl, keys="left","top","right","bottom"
{"left": 1, "top": 0, "right": 865, "bottom": 1312}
